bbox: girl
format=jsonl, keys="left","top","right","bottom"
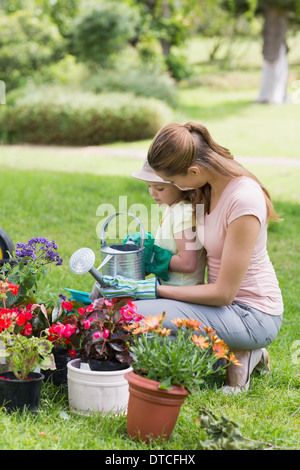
{"left": 132, "top": 159, "right": 206, "bottom": 286}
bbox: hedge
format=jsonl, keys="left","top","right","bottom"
{"left": 0, "top": 87, "right": 173, "bottom": 145}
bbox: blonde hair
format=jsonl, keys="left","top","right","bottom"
{"left": 147, "top": 122, "right": 279, "bottom": 221}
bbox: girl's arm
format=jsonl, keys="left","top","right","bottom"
{"left": 168, "top": 227, "right": 199, "bottom": 273}
{"left": 158, "top": 215, "right": 260, "bottom": 305}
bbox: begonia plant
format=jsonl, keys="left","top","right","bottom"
{"left": 60, "top": 297, "right": 143, "bottom": 368}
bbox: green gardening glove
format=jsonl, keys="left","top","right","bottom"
{"left": 96, "top": 275, "right": 159, "bottom": 300}
{"left": 123, "top": 232, "right": 173, "bottom": 281}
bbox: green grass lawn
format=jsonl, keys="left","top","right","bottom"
{"left": 0, "top": 40, "right": 299, "bottom": 448}
{"left": 0, "top": 158, "right": 299, "bottom": 450}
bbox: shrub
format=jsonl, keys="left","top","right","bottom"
{"left": 0, "top": 86, "right": 173, "bottom": 145}
{"left": 82, "top": 63, "right": 177, "bottom": 106}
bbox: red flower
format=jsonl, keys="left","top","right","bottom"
{"left": 23, "top": 322, "right": 32, "bottom": 336}
{"left": 68, "top": 349, "right": 77, "bottom": 358}
{"left": 61, "top": 301, "right": 73, "bottom": 311}
{"left": 8, "top": 282, "right": 19, "bottom": 296}
{"left": 16, "top": 311, "right": 26, "bottom": 326}
{"left": 25, "top": 310, "right": 32, "bottom": 320}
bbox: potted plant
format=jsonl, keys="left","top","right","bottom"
{"left": 66, "top": 297, "right": 142, "bottom": 415}
{"left": 0, "top": 237, "right": 85, "bottom": 386}
{"left": 124, "top": 312, "right": 241, "bottom": 442}
{"left": 0, "top": 237, "right": 63, "bottom": 308}
{"left": 0, "top": 282, "right": 55, "bottom": 413}
{"left": 31, "top": 297, "right": 82, "bottom": 386}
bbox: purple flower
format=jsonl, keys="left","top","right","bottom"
{"left": 15, "top": 238, "right": 63, "bottom": 266}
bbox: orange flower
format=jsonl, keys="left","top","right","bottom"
{"left": 172, "top": 318, "right": 201, "bottom": 331}
{"left": 212, "top": 341, "right": 228, "bottom": 358}
{"left": 203, "top": 325, "right": 216, "bottom": 337}
{"left": 158, "top": 327, "right": 171, "bottom": 336}
{"left": 172, "top": 318, "right": 186, "bottom": 328}
{"left": 184, "top": 318, "right": 201, "bottom": 331}
{"left": 227, "top": 352, "right": 242, "bottom": 366}
{"left": 131, "top": 326, "right": 148, "bottom": 335}
{"left": 142, "top": 313, "right": 165, "bottom": 331}
{"left": 191, "top": 334, "right": 209, "bottom": 350}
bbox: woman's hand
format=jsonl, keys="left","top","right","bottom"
{"left": 96, "top": 275, "right": 159, "bottom": 300}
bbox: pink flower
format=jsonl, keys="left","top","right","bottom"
{"left": 62, "top": 324, "right": 75, "bottom": 338}
{"left": 93, "top": 331, "right": 101, "bottom": 339}
{"left": 103, "top": 329, "right": 110, "bottom": 339}
{"left": 134, "top": 314, "right": 144, "bottom": 322}
{"left": 78, "top": 307, "right": 86, "bottom": 315}
{"left": 104, "top": 299, "right": 114, "bottom": 307}
{"left": 83, "top": 319, "right": 91, "bottom": 330}
{"left": 53, "top": 324, "right": 64, "bottom": 336}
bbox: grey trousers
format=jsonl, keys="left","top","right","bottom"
{"left": 134, "top": 299, "right": 283, "bottom": 351}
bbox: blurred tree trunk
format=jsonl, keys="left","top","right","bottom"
{"left": 257, "top": 3, "right": 289, "bottom": 104}
{"left": 160, "top": 0, "right": 172, "bottom": 56}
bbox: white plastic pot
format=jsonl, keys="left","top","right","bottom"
{"left": 67, "top": 358, "right": 132, "bottom": 415}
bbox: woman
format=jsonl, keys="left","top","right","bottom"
{"left": 99, "top": 122, "right": 283, "bottom": 394}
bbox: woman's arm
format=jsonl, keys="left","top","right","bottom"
{"left": 157, "top": 215, "right": 261, "bottom": 306}
{"left": 168, "top": 227, "right": 199, "bottom": 273}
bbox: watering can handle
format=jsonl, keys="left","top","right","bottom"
{"left": 99, "top": 212, "right": 145, "bottom": 248}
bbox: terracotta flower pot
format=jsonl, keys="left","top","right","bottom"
{"left": 125, "top": 371, "right": 189, "bottom": 442}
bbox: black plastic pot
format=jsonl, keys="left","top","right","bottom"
{"left": 87, "top": 359, "right": 130, "bottom": 372}
{"left": 0, "top": 371, "right": 44, "bottom": 413}
{"left": 42, "top": 347, "right": 78, "bottom": 387}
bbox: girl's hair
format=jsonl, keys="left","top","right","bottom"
{"left": 147, "top": 122, "right": 279, "bottom": 221}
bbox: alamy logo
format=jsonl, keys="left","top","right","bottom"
{"left": 95, "top": 196, "right": 204, "bottom": 250}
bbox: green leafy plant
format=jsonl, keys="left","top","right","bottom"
{"left": 0, "top": 283, "right": 55, "bottom": 380}
{"left": 0, "top": 237, "right": 63, "bottom": 308}
{"left": 0, "top": 331, "right": 55, "bottom": 381}
{"left": 127, "top": 312, "right": 240, "bottom": 391}
{"left": 198, "top": 407, "right": 282, "bottom": 450}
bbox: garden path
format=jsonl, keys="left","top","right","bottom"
{"left": 10, "top": 144, "right": 300, "bottom": 167}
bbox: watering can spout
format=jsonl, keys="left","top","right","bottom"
{"left": 69, "top": 247, "right": 108, "bottom": 287}
{"left": 89, "top": 267, "right": 106, "bottom": 285}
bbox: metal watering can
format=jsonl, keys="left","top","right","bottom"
{"left": 69, "top": 213, "right": 145, "bottom": 285}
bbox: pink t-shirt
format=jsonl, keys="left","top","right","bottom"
{"left": 199, "top": 176, "right": 283, "bottom": 315}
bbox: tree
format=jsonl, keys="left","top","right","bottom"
{"left": 71, "top": 1, "right": 140, "bottom": 67}
{"left": 128, "top": 0, "right": 201, "bottom": 79}
{"left": 0, "top": 9, "right": 65, "bottom": 90}
{"left": 223, "top": 0, "right": 300, "bottom": 104}
{"left": 257, "top": 2, "right": 289, "bottom": 104}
